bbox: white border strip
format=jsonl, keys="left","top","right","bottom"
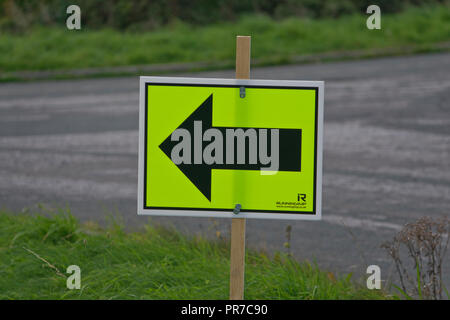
{"left": 138, "top": 76, "right": 324, "bottom": 220}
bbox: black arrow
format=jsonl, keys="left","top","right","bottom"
{"left": 159, "top": 94, "right": 302, "bottom": 201}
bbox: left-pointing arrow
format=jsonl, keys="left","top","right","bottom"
{"left": 159, "top": 94, "right": 302, "bottom": 201}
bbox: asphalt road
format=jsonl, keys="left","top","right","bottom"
{"left": 1, "top": 53, "right": 449, "bottom": 291}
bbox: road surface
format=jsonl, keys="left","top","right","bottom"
{"left": 1, "top": 53, "right": 449, "bottom": 290}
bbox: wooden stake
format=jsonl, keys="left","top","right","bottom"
{"left": 230, "top": 217, "right": 246, "bottom": 300}
{"left": 229, "top": 35, "right": 250, "bottom": 300}
{"left": 235, "top": 36, "right": 251, "bottom": 79}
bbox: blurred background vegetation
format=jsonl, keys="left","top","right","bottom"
{"left": 0, "top": 0, "right": 448, "bottom": 77}
{"left": 1, "top": 0, "right": 448, "bottom": 32}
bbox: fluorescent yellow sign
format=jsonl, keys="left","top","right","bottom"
{"left": 138, "top": 77, "right": 324, "bottom": 220}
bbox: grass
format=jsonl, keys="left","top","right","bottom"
{"left": 0, "top": 5, "right": 449, "bottom": 75}
{"left": 0, "top": 208, "right": 389, "bottom": 299}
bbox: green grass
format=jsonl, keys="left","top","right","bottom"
{"left": 0, "top": 5, "right": 449, "bottom": 74}
{"left": 0, "top": 208, "right": 389, "bottom": 299}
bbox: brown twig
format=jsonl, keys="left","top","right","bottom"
{"left": 23, "top": 247, "right": 66, "bottom": 278}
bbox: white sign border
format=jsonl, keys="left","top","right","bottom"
{"left": 138, "top": 76, "right": 324, "bottom": 221}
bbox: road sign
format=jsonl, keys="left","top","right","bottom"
{"left": 138, "top": 77, "right": 324, "bottom": 220}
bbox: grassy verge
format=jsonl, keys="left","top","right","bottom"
{"left": 1, "top": 5, "right": 449, "bottom": 76}
{"left": 0, "top": 209, "right": 389, "bottom": 299}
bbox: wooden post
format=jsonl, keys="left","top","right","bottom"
{"left": 235, "top": 36, "right": 251, "bottom": 79}
{"left": 229, "top": 35, "right": 250, "bottom": 300}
